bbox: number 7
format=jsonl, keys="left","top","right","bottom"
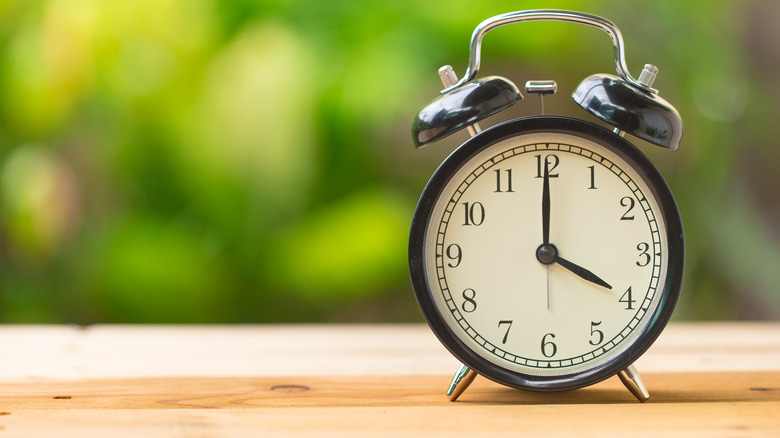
{"left": 498, "top": 320, "right": 513, "bottom": 344}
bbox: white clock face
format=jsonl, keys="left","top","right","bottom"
{"left": 422, "top": 130, "right": 669, "bottom": 377}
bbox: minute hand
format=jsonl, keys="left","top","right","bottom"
{"left": 542, "top": 159, "right": 551, "bottom": 244}
{"left": 555, "top": 256, "right": 613, "bottom": 290}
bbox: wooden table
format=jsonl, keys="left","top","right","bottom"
{"left": 0, "top": 323, "right": 778, "bottom": 436}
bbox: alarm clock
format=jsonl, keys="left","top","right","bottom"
{"left": 408, "top": 10, "right": 684, "bottom": 402}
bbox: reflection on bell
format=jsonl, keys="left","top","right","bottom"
{"left": 572, "top": 74, "right": 683, "bottom": 150}
{"left": 412, "top": 76, "right": 522, "bottom": 148}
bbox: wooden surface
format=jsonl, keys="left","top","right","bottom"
{"left": 0, "top": 323, "right": 779, "bottom": 437}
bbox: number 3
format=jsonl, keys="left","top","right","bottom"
{"left": 636, "top": 242, "right": 651, "bottom": 267}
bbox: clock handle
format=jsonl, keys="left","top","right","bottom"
{"left": 413, "top": 9, "right": 682, "bottom": 149}
{"left": 442, "top": 9, "right": 657, "bottom": 95}
{"left": 446, "top": 363, "right": 478, "bottom": 401}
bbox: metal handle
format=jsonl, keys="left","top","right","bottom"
{"left": 443, "top": 9, "right": 657, "bottom": 94}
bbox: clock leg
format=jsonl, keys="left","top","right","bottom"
{"left": 618, "top": 363, "right": 650, "bottom": 402}
{"left": 446, "top": 363, "right": 477, "bottom": 401}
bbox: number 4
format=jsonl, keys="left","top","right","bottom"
{"left": 619, "top": 286, "right": 636, "bottom": 310}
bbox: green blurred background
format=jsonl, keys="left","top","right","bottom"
{"left": 0, "top": 0, "right": 778, "bottom": 323}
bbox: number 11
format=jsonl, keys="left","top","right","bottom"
{"left": 494, "top": 169, "right": 514, "bottom": 193}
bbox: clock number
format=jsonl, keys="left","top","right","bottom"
{"left": 636, "top": 242, "right": 651, "bottom": 267}
{"left": 535, "top": 154, "right": 559, "bottom": 178}
{"left": 445, "top": 244, "right": 462, "bottom": 268}
{"left": 462, "top": 202, "right": 485, "bottom": 226}
{"left": 588, "top": 165, "right": 597, "bottom": 189}
{"left": 494, "top": 169, "right": 514, "bottom": 193}
{"left": 619, "top": 286, "right": 636, "bottom": 310}
{"left": 461, "top": 288, "right": 477, "bottom": 313}
{"left": 620, "top": 196, "right": 636, "bottom": 220}
{"left": 589, "top": 321, "right": 604, "bottom": 345}
{"left": 498, "top": 320, "right": 513, "bottom": 344}
{"left": 541, "top": 333, "right": 557, "bottom": 358}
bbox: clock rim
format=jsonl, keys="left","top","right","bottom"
{"left": 408, "top": 115, "right": 685, "bottom": 391}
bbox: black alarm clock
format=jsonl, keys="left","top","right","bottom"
{"left": 408, "top": 10, "right": 684, "bottom": 402}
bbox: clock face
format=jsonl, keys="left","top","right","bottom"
{"left": 410, "top": 116, "right": 683, "bottom": 390}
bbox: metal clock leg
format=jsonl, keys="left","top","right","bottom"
{"left": 618, "top": 363, "right": 650, "bottom": 402}
{"left": 446, "top": 363, "right": 478, "bottom": 401}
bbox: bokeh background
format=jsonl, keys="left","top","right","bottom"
{"left": 1, "top": 0, "right": 778, "bottom": 323}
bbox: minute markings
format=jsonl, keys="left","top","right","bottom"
{"left": 433, "top": 142, "right": 662, "bottom": 368}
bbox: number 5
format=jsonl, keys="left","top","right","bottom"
{"left": 589, "top": 321, "right": 604, "bottom": 345}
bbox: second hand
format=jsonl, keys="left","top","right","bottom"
{"left": 546, "top": 266, "right": 550, "bottom": 310}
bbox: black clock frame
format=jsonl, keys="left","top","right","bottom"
{"left": 409, "top": 115, "right": 685, "bottom": 391}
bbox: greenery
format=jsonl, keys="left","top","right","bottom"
{"left": 1, "top": 0, "right": 778, "bottom": 323}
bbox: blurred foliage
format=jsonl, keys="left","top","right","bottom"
{"left": 0, "top": 0, "right": 778, "bottom": 322}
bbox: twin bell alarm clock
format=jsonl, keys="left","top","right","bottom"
{"left": 408, "top": 10, "right": 684, "bottom": 402}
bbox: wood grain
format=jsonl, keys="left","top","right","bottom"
{"left": 1, "top": 373, "right": 778, "bottom": 437}
{"left": 1, "top": 372, "right": 779, "bottom": 409}
{"left": 0, "top": 323, "right": 778, "bottom": 437}
{"left": 1, "top": 323, "right": 778, "bottom": 379}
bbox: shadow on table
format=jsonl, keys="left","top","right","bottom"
{"left": 455, "top": 371, "right": 780, "bottom": 405}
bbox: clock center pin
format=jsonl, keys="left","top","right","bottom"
{"left": 536, "top": 244, "right": 558, "bottom": 265}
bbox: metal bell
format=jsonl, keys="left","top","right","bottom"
{"left": 412, "top": 76, "right": 522, "bottom": 148}
{"left": 572, "top": 73, "right": 682, "bottom": 149}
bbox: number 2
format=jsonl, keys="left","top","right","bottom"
{"left": 620, "top": 196, "right": 635, "bottom": 220}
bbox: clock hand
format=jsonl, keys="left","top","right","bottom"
{"left": 555, "top": 255, "right": 613, "bottom": 290}
{"left": 540, "top": 165, "right": 551, "bottom": 308}
{"left": 542, "top": 158, "right": 551, "bottom": 245}
{"left": 546, "top": 266, "right": 551, "bottom": 310}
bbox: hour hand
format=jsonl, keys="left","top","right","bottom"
{"left": 555, "top": 256, "right": 612, "bottom": 290}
